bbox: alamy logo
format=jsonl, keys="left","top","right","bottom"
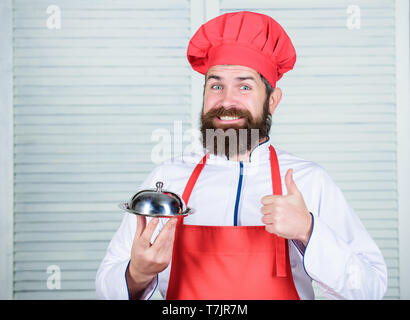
{"left": 46, "top": 265, "right": 61, "bottom": 290}
{"left": 46, "top": 5, "right": 62, "bottom": 29}
{"left": 346, "top": 5, "right": 361, "bottom": 30}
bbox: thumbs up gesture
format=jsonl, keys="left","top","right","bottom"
{"left": 261, "top": 168, "right": 313, "bottom": 245}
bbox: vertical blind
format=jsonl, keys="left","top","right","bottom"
{"left": 13, "top": 0, "right": 192, "bottom": 299}
{"left": 219, "top": 0, "right": 398, "bottom": 299}
{"left": 13, "top": 0, "right": 399, "bottom": 299}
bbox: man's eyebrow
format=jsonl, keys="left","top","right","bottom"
{"left": 205, "top": 75, "right": 222, "bottom": 82}
{"left": 205, "top": 75, "right": 257, "bottom": 82}
{"left": 236, "top": 76, "right": 257, "bottom": 82}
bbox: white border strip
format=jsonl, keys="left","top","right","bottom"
{"left": 396, "top": 0, "right": 410, "bottom": 300}
{"left": 0, "top": 0, "right": 14, "bottom": 299}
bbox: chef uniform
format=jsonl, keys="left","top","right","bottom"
{"left": 95, "top": 11, "right": 387, "bottom": 300}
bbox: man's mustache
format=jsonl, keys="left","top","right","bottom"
{"left": 202, "top": 107, "right": 254, "bottom": 122}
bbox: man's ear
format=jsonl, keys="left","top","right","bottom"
{"left": 269, "top": 87, "right": 282, "bottom": 115}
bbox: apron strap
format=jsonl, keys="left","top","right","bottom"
{"left": 269, "top": 145, "right": 287, "bottom": 277}
{"left": 179, "top": 153, "right": 209, "bottom": 224}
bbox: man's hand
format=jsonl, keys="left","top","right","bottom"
{"left": 261, "top": 168, "right": 312, "bottom": 245}
{"left": 126, "top": 216, "right": 178, "bottom": 299}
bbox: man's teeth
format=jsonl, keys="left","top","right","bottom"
{"left": 219, "top": 116, "right": 240, "bottom": 121}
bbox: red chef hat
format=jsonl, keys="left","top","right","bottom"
{"left": 187, "top": 11, "right": 296, "bottom": 88}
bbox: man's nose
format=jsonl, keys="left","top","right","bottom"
{"left": 220, "top": 86, "right": 237, "bottom": 109}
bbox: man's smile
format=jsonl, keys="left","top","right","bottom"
{"left": 214, "top": 115, "right": 245, "bottom": 124}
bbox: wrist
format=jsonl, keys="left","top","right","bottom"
{"left": 128, "top": 261, "right": 155, "bottom": 287}
{"left": 300, "top": 212, "right": 313, "bottom": 246}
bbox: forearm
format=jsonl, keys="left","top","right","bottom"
{"left": 96, "top": 259, "right": 131, "bottom": 300}
{"left": 125, "top": 262, "right": 156, "bottom": 300}
{"left": 303, "top": 215, "right": 387, "bottom": 300}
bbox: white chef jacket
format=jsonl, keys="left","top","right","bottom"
{"left": 95, "top": 137, "right": 387, "bottom": 300}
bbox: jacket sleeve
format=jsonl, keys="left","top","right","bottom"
{"left": 302, "top": 166, "right": 388, "bottom": 300}
{"left": 95, "top": 166, "right": 164, "bottom": 300}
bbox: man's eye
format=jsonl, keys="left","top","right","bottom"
{"left": 240, "top": 85, "right": 251, "bottom": 90}
{"left": 211, "top": 84, "right": 222, "bottom": 90}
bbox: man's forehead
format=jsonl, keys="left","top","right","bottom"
{"left": 205, "top": 65, "right": 260, "bottom": 81}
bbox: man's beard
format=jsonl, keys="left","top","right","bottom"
{"left": 200, "top": 97, "right": 272, "bottom": 159}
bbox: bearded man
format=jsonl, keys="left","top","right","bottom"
{"left": 96, "top": 11, "right": 387, "bottom": 300}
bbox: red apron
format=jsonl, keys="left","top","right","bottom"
{"left": 166, "top": 145, "right": 300, "bottom": 300}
